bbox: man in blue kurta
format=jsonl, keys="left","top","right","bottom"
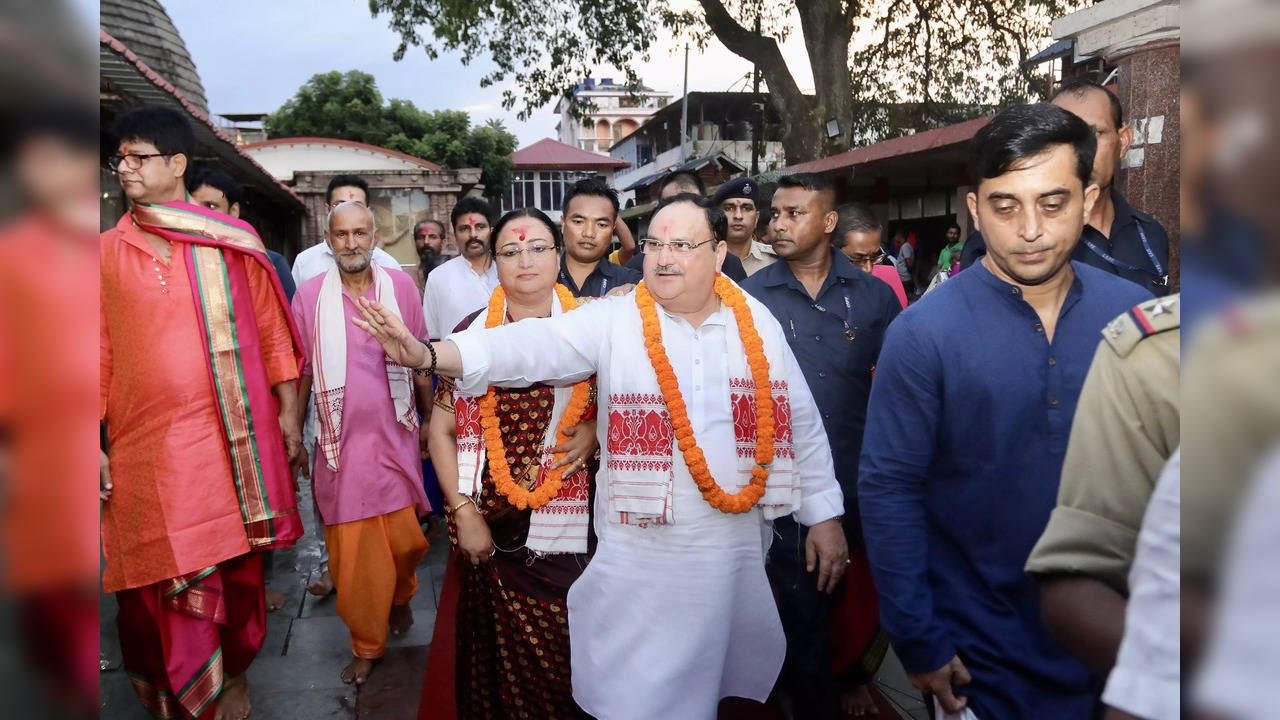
{"left": 858, "top": 103, "right": 1152, "bottom": 718}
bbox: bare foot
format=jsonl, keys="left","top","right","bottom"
{"left": 340, "top": 657, "right": 375, "bottom": 685}
{"left": 389, "top": 603, "right": 413, "bottom": 636}
{"left": 841, "top": 684, "right": 879, "bottom": 717}
{"left": 306, "top": 570, "right": 334, "bottom": 596}
{"left": 215, "top": 675, "right": 251, "bottom": 720}
{"left": 265, "top": 588, "right": 287, "bottom": 612}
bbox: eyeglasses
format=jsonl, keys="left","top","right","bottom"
{"left": 848, "top": 250, "right": 886, "bottom": 266}
{"left": 495, "top": 244, "right": 558, "bottom": 262}
{"left": 106, "top": 152, "right": 172, "bottom": 171}
{"left": 640, "top": 238, "right": 717, "bottom": 255}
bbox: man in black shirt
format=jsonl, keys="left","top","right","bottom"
{"left": 558, "top": 178, "right": 641, "bottom": 297}
{"left": 743, "top": 173, "right": 901, "bottom": 719}
{"left": 960, "top": 80, "right": 1171, "bottom": 296}
{"left": 626, "top": 170, "right": 748, "bottom": 282}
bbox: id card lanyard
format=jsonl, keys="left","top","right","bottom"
{"left": 1079, "top": 220, "right": 1168, "bottom": 287}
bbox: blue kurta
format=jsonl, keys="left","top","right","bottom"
{"left": 858, "top": 260, "right": 1151, "bottom": 718}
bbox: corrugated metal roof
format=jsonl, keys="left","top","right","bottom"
{"left": 100, "top": 29, "right": 304, "bottom": 210}
{"left": 100, "top": 0, "right": 208, "bottom": 115}
{"left": 783, "top": 115, "right": 993, "bottom": 175}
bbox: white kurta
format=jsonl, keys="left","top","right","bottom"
{"left": 450, "top": 290, "right": 843, "bottom": 719}
{"left": 422, "top": 254, "right": 499, "bottom": 340}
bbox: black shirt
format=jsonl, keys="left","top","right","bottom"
{"left": 625, "top": 247, "right": 748, "bottom": 282}
{"left": 558, "top": 256, "right": 642, "bottom": 298}
{"left": 958, "top": 187, "right": 1171, "bottom": 296}
{"left": 741, "top": 249, "right": 902, "bottom": 543}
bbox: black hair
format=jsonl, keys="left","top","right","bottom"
{"left": 832, "top": 203, "right": 882, "bottom": 249}
{"left": 414, "top": 218, "right": 446, "bottom": 238}
{"left": 946, "top": 221, "right": 962, "bottom": 233}
{"left": 777, "top": 172, "right": 832, "bottom": 194}
{"left": 562, "top": 177, "right": 620, "bottom": 218}
{"left": 651, "top": 192, "right": 727, "bottom": 244}
{"left": 1052, "top": 77, "right": 1124, "bottom": 130}
{"left": 326, "top": 174, "right": 369, "bottom": 205}
{"left": 107, "top": 106, "right": 195, "bottom": 166}
{"left": 657, "top": 169, "right": 706, "bottom": 197}
{"left": 488, "top": 207, "right": 563, "bottom": 257}
{"left": 969, "top": 103, "right": 1096, "bottom": 188}
{"left": 186, "top": 164, "right": 244, "bottom": 206}
{"left": 450, "top": 195, "right": 497, "bottom": 230}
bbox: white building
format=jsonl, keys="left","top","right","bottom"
{"left": 555, "top": 78, "right": 672, "bottom": 154}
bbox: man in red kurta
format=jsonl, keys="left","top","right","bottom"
{"left": 100, "top": 106, "right": 306, "bottom": 720}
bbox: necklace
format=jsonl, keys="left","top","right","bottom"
{"left": 635, "top": 275, "right": 775, "bottom": 513}
{"left": 478, "top": 284, "right": 593, "bottom": 510}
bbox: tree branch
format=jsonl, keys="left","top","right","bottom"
{"left": 696, "top": 0, "right": 810, "bottom": 119}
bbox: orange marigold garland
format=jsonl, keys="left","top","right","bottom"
{"left": 635, "top": 274, "right": 775, "bottom": 514}
{"left": 478, "top": 284, "right": 594, "bottom": 510}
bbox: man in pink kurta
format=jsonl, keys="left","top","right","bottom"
{"left": 292, "top": 260, "right": 432, "bottom": 526}
{"left": 292, "top": 200, "right": 431, "bottom": 685}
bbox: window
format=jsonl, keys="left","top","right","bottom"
{"left": 503, "top": 171, "right": 537, "bottom": 212}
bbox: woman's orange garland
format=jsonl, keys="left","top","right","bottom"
{"left": 478, "top": 284, "right": 593, "bottom": 510}
{"left": 635, "top": 275, "right": 775, "bottom": 514}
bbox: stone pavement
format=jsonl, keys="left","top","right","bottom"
{"left": 100, "top": 482, "right": 928, "bottom": 719}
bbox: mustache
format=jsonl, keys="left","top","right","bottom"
{"left": 1014, "top": 244, "right": 1054, "bottom": 255}
{"left": 652, "top": 264, "right": 684, "bottom": 275}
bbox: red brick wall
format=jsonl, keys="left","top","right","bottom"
{"left": 1114, "top": 41, "right": 1180, "bottom": 287}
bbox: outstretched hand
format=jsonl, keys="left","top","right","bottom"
{"left": 351, "top": 297, "right": 427, "bottom": 369}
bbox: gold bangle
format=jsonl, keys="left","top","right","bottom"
{"left": 447, "top": 497, "right": 474, "bottom": 516}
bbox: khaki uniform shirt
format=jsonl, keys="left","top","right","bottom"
{"left": 1181, "top": 295, "right": 1280, "bottom": 583}
{"left": 738, "top": 239, "right": 778, "bottom": 277}
{"left": 1025, "top": 294, "right": 1180, "bottom": 593}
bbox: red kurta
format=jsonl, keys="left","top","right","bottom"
{"left": 100, "top": 213, "right": 298, "bottom": 592}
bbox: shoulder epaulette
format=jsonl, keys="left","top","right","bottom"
{"left": 1103, "top": 294, "right": 1180, "bottom": 357}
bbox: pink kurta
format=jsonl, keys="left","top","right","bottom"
{"left": 871, "top": 264, "right": 909, "bottom": 308}
{"left": 100, "top": 214, "right": 299, "bottom": 592}
{"left": 293, "top": 268, "right": 431, "bottom": 525}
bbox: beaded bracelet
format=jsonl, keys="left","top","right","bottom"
{"left": 412, "top": 340, "right": 438, "bottom": 377}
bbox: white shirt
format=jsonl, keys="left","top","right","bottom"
{"left": 290, "top": 241, "right": 401, "bottom": 287}
{"left": 1193, "top": 448, "right": 1280, "bottom": 719}
{"left": 449, "top": 291, "right": 842, "bottom": 719}
{"left": 422, "top": 254, "right": 499, "bottom": 340}
{"left": 1103, "top": 450, "right": 1181, "bottom": 720}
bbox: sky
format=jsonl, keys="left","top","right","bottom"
{"left": 155, "top": 0, "right": 818, "bottom": 149}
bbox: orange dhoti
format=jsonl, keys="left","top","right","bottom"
{"left": 324, "top": 506, "right": 429, "bottom": 659}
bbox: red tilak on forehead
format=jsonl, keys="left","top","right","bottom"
{"left": 513, "top": 227, "right": 527, "bottom": 241}
{"left": 464, "top": 213, "right": 483, "bottom": 226}
{"left": 656, "top": 222, "right": 671, "bottom": 236}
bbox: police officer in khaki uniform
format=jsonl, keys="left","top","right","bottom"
{"left": 1024, "top": 294, "right": 1180, "bottom": 676}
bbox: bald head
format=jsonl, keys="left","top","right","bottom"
{"left": 326, "top": 200, "right": 376, "bottom": 234}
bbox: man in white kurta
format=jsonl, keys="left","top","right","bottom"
{"left": 354, "top": 195, "right": 848, "bottom": 719}
{"left": 450, "top": 292, "right": 843, "bottom": 715}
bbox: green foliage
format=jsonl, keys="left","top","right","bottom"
{"left": 265, "top": 70, "right": 517, "bottom": 197}
{"left": 367, "top": 0, "right": 1090, "bottom": 161}
{"left": 848, "top": 0, "right": 1090, "bottom": 142}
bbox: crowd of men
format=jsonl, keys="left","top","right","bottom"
{"left": 101, "top": 75, "right": 1181, "bottom": 720}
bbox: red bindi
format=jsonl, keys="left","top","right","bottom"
{"left": 513, "top": 227, "right": 527, "bottom": 241}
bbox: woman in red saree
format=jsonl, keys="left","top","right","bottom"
{"left": 421, "top": 208, "right": 597, "bottom": 720}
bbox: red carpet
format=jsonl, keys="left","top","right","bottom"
{"left": 417, "top": 554, "right": 461, "bottom": 720}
